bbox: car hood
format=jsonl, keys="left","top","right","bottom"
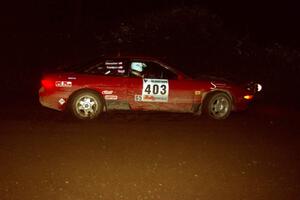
{"left": 193, "top": 74, "right": 236, "bottom": 84}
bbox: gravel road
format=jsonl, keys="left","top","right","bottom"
{"left": 0, "top": 101, "right": 299, "bottom": 200}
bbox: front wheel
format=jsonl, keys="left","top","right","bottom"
{"left": 69, "top": 90, "right": 103, "bottom": 120}
{"left": 204, "top": 92, "right": 232, "bottom": 120}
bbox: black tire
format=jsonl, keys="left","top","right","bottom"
{"left": 203, "top": 92, "right": 232, "bottom": 120}
{"left": 69, "top": 90, "right": 103, "bottom": 120}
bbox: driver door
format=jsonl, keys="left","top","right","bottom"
{"left": 126, "top": 60, "right": 194, "bottom": 112}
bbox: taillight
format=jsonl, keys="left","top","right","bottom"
{"left": 41, "top": 79, "right": 54, "bottom": 89}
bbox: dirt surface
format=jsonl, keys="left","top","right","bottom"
{"left": 0, "top": 100, "right": 299, "bottom": 200}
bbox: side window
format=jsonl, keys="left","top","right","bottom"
{"left": 130, "top": 62, "right": 147, "bottom": 78}
{"left": 84, "top": 60, "right": 128, "bottom": 77}
{"left": 162, "top": 67, "right": 178, "bottom": 80}
{"left": 129, "top": 61, "right": 177, "bottom": 80}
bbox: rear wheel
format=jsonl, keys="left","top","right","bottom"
{"left": 69, "top": 90, "right": 103, "bottom": 120}
{"left": 204, "top": 92, "right": 232, "bottom": 120}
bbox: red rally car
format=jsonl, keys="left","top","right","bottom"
{"left": 39, "top": 56, "right": 262, "bottom": 120}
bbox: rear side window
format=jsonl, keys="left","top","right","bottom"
{"left": 84, "top": 60, "right": 128, "bottom": 77}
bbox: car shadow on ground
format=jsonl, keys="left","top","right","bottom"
{"left": 0, "top": 95, "right": 298, "bottom": 130}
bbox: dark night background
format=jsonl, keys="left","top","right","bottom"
{"left": 1, "top": 1, "right": 300, "bottom": 199}
{"left": 2, "top": 0, "right": 300, "bottom": 104}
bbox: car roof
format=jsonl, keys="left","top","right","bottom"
{"left": 102, "top": 54, "right": 165, "bottom": 62}
{"left": 80, "top": 53, "right": 189, "bottom": 77}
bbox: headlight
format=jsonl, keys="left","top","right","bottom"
{"left": 256, "top": 83, "right": 262, "bottom": 92}
{"left": 246, "top": 82, "right": 262, "bottom": 93}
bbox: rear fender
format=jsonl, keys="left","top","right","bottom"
{"left": 67, "top": 88, "right": 107, "bottom": 112}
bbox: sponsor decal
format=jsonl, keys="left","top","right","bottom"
{"left": 142, "top": 79, "right": 169, "bottom": 102}
{"left": 106, "top": 66, "right": 123, "bottom": 69}
{"left": 105, "top": 61, "right": 123, "bottom": 65}
{"left": 195, "top": 91, "right": 201, "bottom": 95}
{"left": 102, "top": 90, "right": 113, "bottom": 95}
{"left": 134, "top": 95, "right": 142, "bottom": 102}
{"left": 58, "top": 98, "right": 66, "bottom": 105}
{"left": 55, "top": 81, "right": 72, "bottom": 87}
{"left": 143, "top": 95, "right": 155, "bottom": 101}
{"left": 67, "top": 77, "right": 77, "bottom": 80}
{"left": 210, "top": 81, "right": 228, "bottom": 89}
{"left": 104, "top": 95, "right": 118, "bottom": 100}
{"left": 118, "top": 69, "right": 125, "bottom": 74}
{"left": 210, "top": 82, "right": 216, "bottom": 89}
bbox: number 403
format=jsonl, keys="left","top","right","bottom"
{"left": 144, "top": 84, "right": 167, "bottom": 95}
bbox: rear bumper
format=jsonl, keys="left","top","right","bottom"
{"left": 39, "top": 87, "right": 70, "bottom": 111}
